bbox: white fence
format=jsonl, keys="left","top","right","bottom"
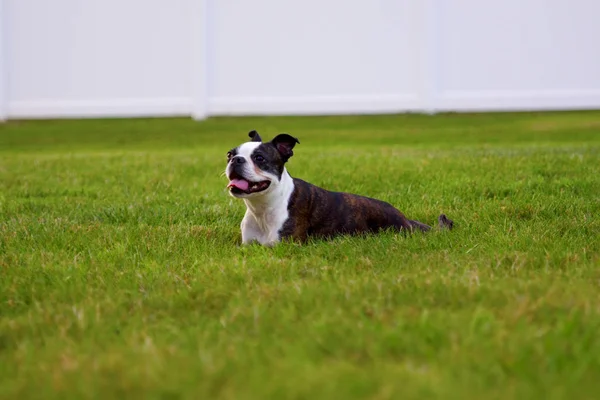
{"left": 1, "top": 0, "right": 599, "bottom": 120}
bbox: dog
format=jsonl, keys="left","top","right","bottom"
{"left": 225, "top": 130, "right": 453, "bottom": 246}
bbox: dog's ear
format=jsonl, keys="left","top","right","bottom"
{"left": 248, "top": 130, "right": 262, "bottom": 142}
{"left": 271, "top": 133, "right": 300, "bottom": 162}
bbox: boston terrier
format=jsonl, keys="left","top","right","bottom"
{"left": 226, "top": 130, "right": 453, "bottom": 246}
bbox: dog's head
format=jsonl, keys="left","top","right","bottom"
{"left": 225, "top": 130, "right": 300, "bottom": 198}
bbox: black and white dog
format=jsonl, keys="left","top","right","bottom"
{"left": 226, "top": 131, "right": 453, "bottom": 245}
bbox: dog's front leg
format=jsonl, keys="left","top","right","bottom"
{"left": 241, "top": 214, "right": 261, "bottom": 245}
{"left": 240, "top": 213, "right": 279, "bottom": 246}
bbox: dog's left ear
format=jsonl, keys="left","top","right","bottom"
{"left": 248, "top": 130, "right": 262, "bottom": 142}
{"left": 271, "top": 134, "right": 300, "bottom": 162}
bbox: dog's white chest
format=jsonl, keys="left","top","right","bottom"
{"left": 240, "top": 172, "right": 294, "bottom": 246}
{"left": 241, "top": 206, "right": 289, "bottom": 246}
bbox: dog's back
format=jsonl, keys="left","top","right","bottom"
{"left": 280, "top": 178, "right": 419, "bottom": 241}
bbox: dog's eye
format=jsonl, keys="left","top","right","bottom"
{"left": 255, "top": 155, "right": 265, "bottom": 162}
{"left": 227, "top": 152, "right": 233, "bottom": 159}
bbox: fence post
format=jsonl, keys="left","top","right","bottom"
{"left": 0, "top": 0, "right": 6, "bottom": 121}
{"left": 191, "top": 0, "right": 209, "bottom": 120}
{"left": 423, "top": 0, "right": 438, "bottom": 115}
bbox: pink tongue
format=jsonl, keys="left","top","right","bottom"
{"left": 228, "top": 179, "right": 249, "bottom": 191}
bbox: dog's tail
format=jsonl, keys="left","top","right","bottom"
{"left": 438, "top": 214, "right": 454, "bottom": 230}
{"left": 407, "top": 213, "right": 453, "bottom": 233}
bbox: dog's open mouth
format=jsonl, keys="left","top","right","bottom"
{"left": 227, "top": 178, "right": 271, "bottom": 195}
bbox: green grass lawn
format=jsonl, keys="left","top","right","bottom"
{"left": 1, "top": 112, "right": 599, "bottom": 399}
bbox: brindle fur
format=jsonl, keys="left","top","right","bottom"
{"left": 279, "top": 178, "right": 451, "bottom": 242}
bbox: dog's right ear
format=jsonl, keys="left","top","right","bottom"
{"left": 248, "top": 130, "right": 262, "bottom": 142}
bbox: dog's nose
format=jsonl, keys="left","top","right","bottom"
{"left": 233, "top": 156, "right": 246, "bottom": 164}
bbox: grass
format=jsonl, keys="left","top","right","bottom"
{"left": 1, "top": 111, "right": 599, "bottom": 399}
